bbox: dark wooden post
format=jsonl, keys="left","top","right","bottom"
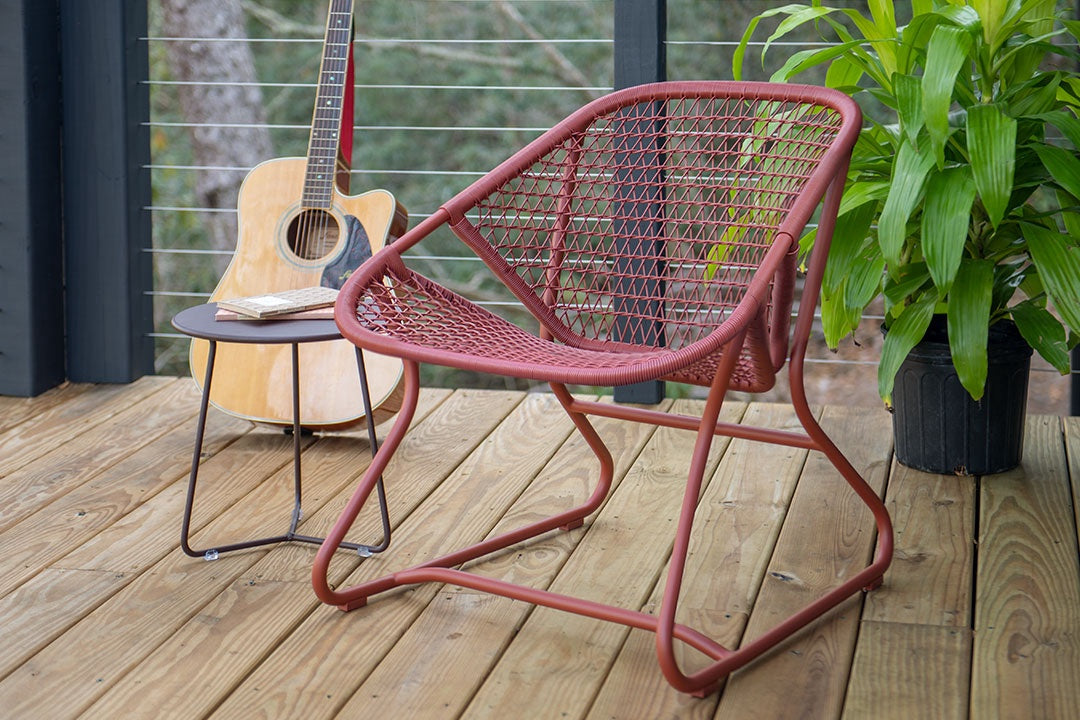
{"left": 612, "top": 0, "right": 667, "bottom": 404}
{"left": 0, "top": 0, "right": 66, "bottom": 396}
{"left": 59, "top": 0, "right": 154, "bottom": 383}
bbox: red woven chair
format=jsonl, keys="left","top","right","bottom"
{"left": 314, "top": 81, "right": 892, "bottom": 695}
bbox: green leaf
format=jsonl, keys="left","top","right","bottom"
{"left": 733, "top": 4, "right": 832, "bottom": 80}
{"left": 1011, "top": 300, "right": 1071, "bottom": 373}
{"left": 825, "top": 54, "right": 865, "bottom": 90}
{"left": 1040, "top": 109, "right": 1080, "bottom": 150}
{"left": 894, "top": 73, "right": 924, "bottom": 145}
{"left": 971, "top": 0, "right": 1009, "bottom": 47}
{"left": 1023, "top": 222, "right": 1080, "bottom": 332}
{"left": 1061, "top": 206, "right": 1080, "bottom": 238}
{"left": 868, "top": 0, "right": 897, "bottom": 37}
{"left": 821, "top": 284, "right": 859, "bottom": 348}
{"left": 922, "top": 25, "right": 973, "bottom": 165}
{"left": 878, "top": 141, "right": 936, "bottom": 270}
{"left": 922, "top": 166, "right": 977, "bottom": 293}
{"left": 838, "top": 180, "right": 890, "bottom": 216}
{"left": 824, "top": 201, "right": 877, "bottom": 293}
{"left": 884, "top": 263, "right": 933, "bottom": 309}
{"left": 766, "top": 7, "right": 835, "bottom": 60}
{"left": 879, "top": 293, "right": 938, "bottom": 402}
{"left": 770, "top": 38, "right": 867, "bottom": 83}
{"left": 1035, "top": 144, "right": 1080, "bottom": 202}
{"left": 967, "top": 103, "right": 1017, "bottom": 229}
{"left": 846, "top": 251, "right": 887, "bottom": 309}
{"left": 947, "top": 259, "right": 994, "bottom": 400}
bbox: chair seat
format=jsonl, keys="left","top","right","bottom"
{"left": 348, "top": 266, "right": 775, "bottom": 391}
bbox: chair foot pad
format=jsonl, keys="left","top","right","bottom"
{"left": 339, "top": 597, "right": 368, "bottom": 612}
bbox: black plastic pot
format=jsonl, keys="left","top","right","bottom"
{"left": 890, "top": 316, "right": 1032, "bottom": 475}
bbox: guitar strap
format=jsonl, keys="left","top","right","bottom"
{"left": 336, "top": 20, "right": 355, "bottom": 193}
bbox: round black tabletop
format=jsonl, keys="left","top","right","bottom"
{"left": 171, "top": 303, "right": 343, "bottom": 344}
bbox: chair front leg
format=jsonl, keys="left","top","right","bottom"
{"left": 311, "top": 360, "right": 422, "bottom": 610}
{"left": 653, "top": 327, "right": 748, "bottom": 696}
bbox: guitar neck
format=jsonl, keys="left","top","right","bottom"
{"left": 302, "top": 0, "right": 356, "bottom": 209}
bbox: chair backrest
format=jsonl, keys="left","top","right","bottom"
{"left": 443, "top": 81, "right": 860, "bottom": 384}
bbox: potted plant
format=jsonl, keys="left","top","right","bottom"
{"left": 734, "top": 0, "right": 1080, "bottom": 474}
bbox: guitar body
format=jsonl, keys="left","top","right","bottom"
{"left": 189, "top": 156, "right": 407, "bottom": 430}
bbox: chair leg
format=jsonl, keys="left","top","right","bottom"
{"left": 651, "top": 337, "right": 894, "bottom": 695}
{"left": 311, "top": 338, "right": 893, "bottom": 697}
{"left": 311, "top": 369, "right": 619, "bottom": 612}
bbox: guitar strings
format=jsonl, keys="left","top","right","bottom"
{"left": 298, "top": 2, "right": 351, "bottom": 277}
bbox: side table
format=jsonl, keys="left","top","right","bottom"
{"left": 172, "top": 303, "right": 391, "bottom": 560}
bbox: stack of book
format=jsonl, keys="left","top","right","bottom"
{"left": 215, "top": 286, "right": 339, "bottom": 321}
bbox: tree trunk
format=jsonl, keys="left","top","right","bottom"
{"left": 159, "top": 0, "right": 273, "bottom": 275}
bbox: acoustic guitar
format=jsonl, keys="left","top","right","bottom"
{"left": 189, "top": 0, "right": 406, "bottom": 430}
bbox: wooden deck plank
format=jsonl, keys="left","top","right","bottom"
{"left": 714, "top": 405, "right": 894, "bottom": 720}
{"left": 863, "top": 463, "right": 976, "bottom": 627}
{"left": 587, "top": 403, "right": 812, "bottom": 720}
{"left": 0, "top": 382, "right": 92, "bottom": 435}
{"left": 843, "top": 622, "right": 971, "bottom": 720}
{"left": 0, "top": 549, "right": 264, "bottom": 719}
{"left": 0, "top": 379, "right": 1077, "bottom": 720}
{"left": 457, "top": 399, "right": 742, "bottom": 719}
{"left": 0, "top": 568, "right": 133, "bottom": 679}
{"left": 0, "top": 378, "right": 196, "bottom": 533}
{"left": 0, "top": 376, "right": 172, "bottom": 478}
{"left": 843, "top": 461, "right": 977, "bottom": 720}
{"left": 0, "top": 403, "right": 251, "bottom": 598}
{"left": 972, "top": 416, "right": 1080, "bottom": 720}
{"left": 207, "top": 390, "right": 582, "bottom": 719}
{"left": 308, "top": 392, "right": 613, "bottom": 720}
{"left": 1066, "top": 417, "right": 1080, "bottom": 557}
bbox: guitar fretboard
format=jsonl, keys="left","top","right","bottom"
{"left": 302, "top": 0, "right": 355, "bottom": 209}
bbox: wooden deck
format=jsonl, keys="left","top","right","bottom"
{"left": 1, "top": 376, "right": 1078, "bottom": 719}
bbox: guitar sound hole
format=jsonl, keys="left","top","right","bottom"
{"left": 287, "top": 209, "right": 340, "bottom": 260}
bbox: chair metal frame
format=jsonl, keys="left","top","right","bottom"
{"left": 312, "top": 81, "right": 893, "bottom": 695}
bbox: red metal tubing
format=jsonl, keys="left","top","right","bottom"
{"left": 311, "top": 360, "right": 422, "bottom": 608}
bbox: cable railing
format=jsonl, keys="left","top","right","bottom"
{"left": 145, "top": 0, "right": 1076, "bottom": 411}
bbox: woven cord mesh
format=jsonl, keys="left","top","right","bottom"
{"left": 352, "top": 91, "right": 843, "bottom": 391}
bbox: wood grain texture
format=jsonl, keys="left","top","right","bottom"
{"left": 188, "top": 156, "right": 406, "bottom": 429}
{"left": 1065, "top": 417, "right": 1080, "bottom": 566}
{"left": 715, "top": 404, "right": 893, "bottom": 720}
{"left": 330, "top": 398, "right": 683, "bottom": 720}
{"left": 0, "top": 376, "right": 171, "bottom": 478}
{"left": 843, "top": 622, "right": 971, "bottom": 720}
{"left": 2, "top": 385, "right": 1078, "bottom": 720}
{"left": 972, "top": 416, "right": 1080, "bottom": 720}
{"left": 0, "top": 568, "right": 133, "bottom": 679}
{"left": 0, "top": 382, "right": 91, "bottom": 435}
{"left": 0, "top": 551, "right": 263, "bottom": 719}
{"left": 0, "top": 378, "right": 196, "bottom": 533}
{"left": 862, "top": 462, "right": 975, "bottom": 627}
{"left": 0, "top": 401, "right": 250, "bottom": 596}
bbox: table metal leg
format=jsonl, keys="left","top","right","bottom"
{"left": 180, "top": 339, "right": 391, "bottom": 560}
